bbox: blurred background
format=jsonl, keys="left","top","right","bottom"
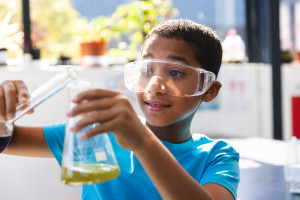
{"left": 0, "top": 0, "right": 300, "bottom": 199}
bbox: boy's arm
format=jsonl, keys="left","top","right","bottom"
{"left": 134, "top": 132, "right": 234, "bottom": 200}
{"left": 3, "top": 125, "right": 53, "bottom": 158}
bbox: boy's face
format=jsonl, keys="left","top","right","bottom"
{"left": 136, "top": 36, "right": 203, "bottom": 127}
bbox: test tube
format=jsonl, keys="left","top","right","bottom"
{"left": 8, "top": 67, "right": 79, "bottom": 124}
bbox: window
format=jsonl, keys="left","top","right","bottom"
{"left": 1, "top": 0, "right": 247, "bottom": 61}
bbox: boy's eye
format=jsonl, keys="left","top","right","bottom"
{"left": 169, "top": 70, "right": 184, "bottom": 77}
{"left": 141, "top": 67, "right": 153, "bottom": 76}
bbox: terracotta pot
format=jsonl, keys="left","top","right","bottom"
{"left": 296, "top": 51, "right": 300, "bottom": 62}
{"left": 80, "top": 41, "right": 108, "bottom": 57}
{"left": 80, "top": 41, "right": 109, "bottom": 68}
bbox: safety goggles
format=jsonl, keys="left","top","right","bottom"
{"left": 124, "top": 59, "right": 216, "bottom": 97}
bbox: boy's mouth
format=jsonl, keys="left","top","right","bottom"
{"left": 147, "top": 103, "right": 171, "bottom": 107}
{"left": 144, "top": 100, "right": 171, "bottom": 111}
{"left": 145, "top": 100, "right": 171, "bottom": 106}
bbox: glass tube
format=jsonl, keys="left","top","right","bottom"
{"left": 8, "top": 67, "right": 79, "bottom": 124}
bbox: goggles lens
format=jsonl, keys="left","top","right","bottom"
{"left": 124, "top": 60, "right": 216, "bottom": 97}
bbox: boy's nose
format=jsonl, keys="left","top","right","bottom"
{"left": 145, "top": 76, "right": 167, "bottom": 94}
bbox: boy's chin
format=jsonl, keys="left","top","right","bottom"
{"left": 145, "top": 118, "right": 176, "bottom": 128}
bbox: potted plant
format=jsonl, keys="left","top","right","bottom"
{"left": 77, "top": 16, "right": 113, "bottom": 68}
{"left": 77, "top": 0, "right": 178, "bottom": 66}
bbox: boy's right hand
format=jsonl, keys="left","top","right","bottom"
{"left": 0, "top": 80, "right": 32, "bottom": 122}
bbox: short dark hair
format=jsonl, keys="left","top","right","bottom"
{"left": 144, "top": 19, "right": 223, "bottom": 76}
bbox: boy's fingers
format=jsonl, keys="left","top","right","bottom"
{"left": 14, "top": 81, "right": 30, "bottom": 104}
{"left": 28, "top": 108, "right": 34, "bottom": 114}
{"left": 0, "top": 87, "right": 7, "bottom": 121}
{"left": 17, "top": 104, "right": 34, "bottom": 114}
{"left": 70, "top": 109, "right": 116, "bottom": 132}
{"left": 73, "top": 89, "right": 120, "bottom": 102}
{"left": 67, "top": 98, "right": 115, "bottom": 117}
{"left": 80, "top": 125, "right": 105, "bottom": 140}
{"left": 80, "top": 118, "right": 118, "bottom": 140}
{"left": 0, "top": 80, "right": 30, "bottom": 121}
{"left": 3, "top": 82, "right": 17, "bottom": 120}
{"left": 14, "top": 81, "right": 34, "bottom": 114}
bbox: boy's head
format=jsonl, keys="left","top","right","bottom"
{"left": 144, "top": 19, "right": 222, "bottom": 76}
{"left": 126, "top": 19, "right": 222, "bottom": 128}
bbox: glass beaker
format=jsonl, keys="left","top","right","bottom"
{"left": 61, "top": 79, "right": 120, "bottom": 186}
{"left": 0, "top": 67, "right": 79, "bottom": 153}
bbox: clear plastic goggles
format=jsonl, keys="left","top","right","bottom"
{"left": 124, "top": 59, "right": 216, "bottom": 97}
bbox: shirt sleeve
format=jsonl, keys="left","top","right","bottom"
{"left": 43, "top": 123, "right": 66, "bottom": 166}
{"left": 200, "top": 140, "right": 240, "bottom": 200}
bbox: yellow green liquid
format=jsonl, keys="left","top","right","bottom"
{"left": 61, "top": 163, "right": 120, "bottom": 186}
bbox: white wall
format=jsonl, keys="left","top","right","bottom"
{"left": 191, "top": 63, "right": 273, "bottom": 138}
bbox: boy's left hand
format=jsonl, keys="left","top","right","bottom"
{"left": 66, "top": 89, "right": 150, "bottom": 151}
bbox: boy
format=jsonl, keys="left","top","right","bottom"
{"left": 0, "top": 19, "right": 239, "bottom": 200}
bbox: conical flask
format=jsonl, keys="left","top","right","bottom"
{"left": 61, "top": 80, "right": 120, "bottom": 186}
{"left": 0, "top": 67, "right": 78, "bottom": 153}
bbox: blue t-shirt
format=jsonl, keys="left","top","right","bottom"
{"left": 44, "top": 123, "right": 240, "bottom": 200}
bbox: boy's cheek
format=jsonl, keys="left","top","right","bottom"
{"left": 136, "top": 93, "right": 144, "bottom": 104}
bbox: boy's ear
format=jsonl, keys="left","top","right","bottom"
{"left": 202, "top": 81, "right": 222, "bottom": 102}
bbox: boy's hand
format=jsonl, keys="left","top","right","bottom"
{"left": 0, "top": 80, "right": 32, "bottom": 122}
{"left": 66, "top": 89, "right": 151, "bottom": 151}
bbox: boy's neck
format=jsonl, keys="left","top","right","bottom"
{"left": 146, "top": 118, "right": 193, "bottom": 144}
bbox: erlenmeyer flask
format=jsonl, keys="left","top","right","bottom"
{"left": 61, "top": 80, "right": 120, "bottom": 186}
{"left": 0, "top": 67, "right": 79, "bottom": 153}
